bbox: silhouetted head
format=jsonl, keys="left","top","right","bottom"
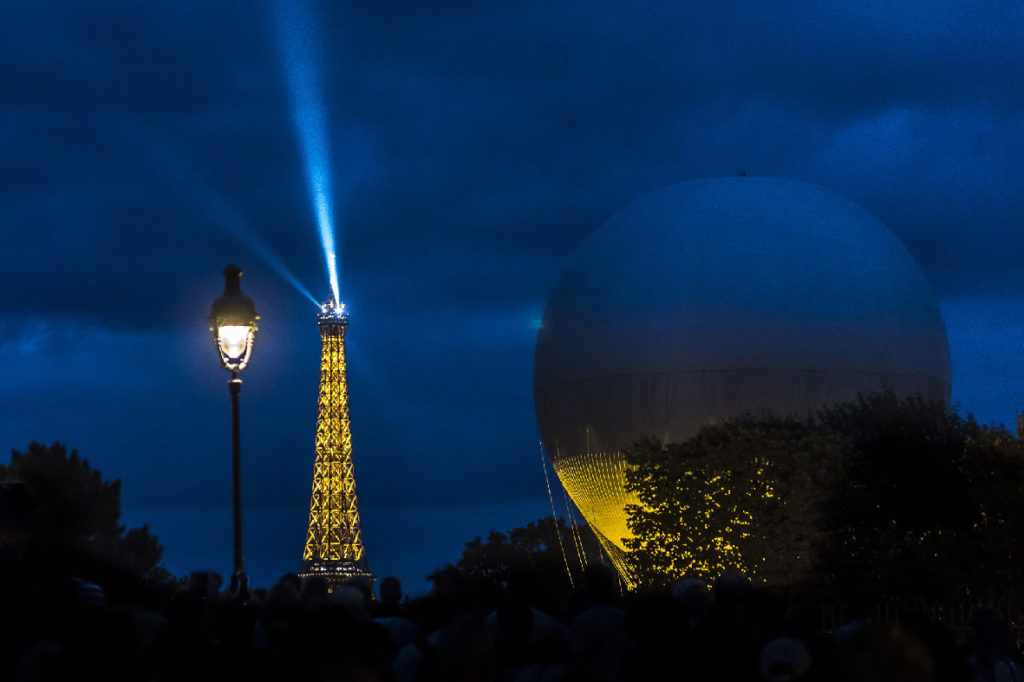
{"left": 626, "top": 592, "right": 686, "bottom": 649}
{"left": 671, "top": 577, "right": 710, "bottom": 623}
{"left": 507, "top": 565, "right": 541, "bottom": 603}
{"left": 971, "top": 608, "right": 1016, "bottom": 663}
{"left": 300, "top": 576, "right": 331, "bottom": 611}
{"left": 0, "top": 480, "right": 39, "bottom": 545}
{"left": 713, "top": 569, "right": 751, "bottom": 610}
{"left": 344, "top": 576, "right": 374, "bottom": 604}
{"left": 265, "top": 579, "right": 300, "bottom": 622}
{"left": 436, "top": 615, "right": 496, "bottom": 682}
{"left": 584, "top": 563, "right": 619, "bottom": 605}
{"left": 332, "top": 584, "right": 370, "bottom": 621}
{"left": 188, "top": 570, "right": 222, "bottom": 598}
{"left": 276, "top": 572, "right": 302, "bottom": 593}
{"left": 379, "top": 576, "right": 402, "bottom": 606}
{"left": 427, "top": 564, "right": 466, "bottom": 601}
{"left": 760, "top": 637, "right": 812, "bottom": 682}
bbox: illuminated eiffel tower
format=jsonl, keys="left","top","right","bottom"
{"left": 299, "top": 298, "right": 374, "bottom": 586}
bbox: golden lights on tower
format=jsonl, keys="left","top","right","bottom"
{"left": 299, "top": 298, "right": 374, "bottom": 585}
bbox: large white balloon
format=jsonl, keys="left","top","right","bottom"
{"left": 533, "top": 177, "right": 951, "bottom": 572}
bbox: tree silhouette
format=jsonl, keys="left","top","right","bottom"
{"left": 457, "top": 516, "right": 604, "bottom": 605}
{"left": 0, "top": 442, "right": 172, "bottom": 584}
{"left": 623, "top": 393, "right": 1024, "bottom": 597}
{"left": 817, "top": 394, "right": 1024, "bottom": 600}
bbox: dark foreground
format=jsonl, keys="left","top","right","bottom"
{"left": 1, "top": 559, "right": 1021, "bottom": 682}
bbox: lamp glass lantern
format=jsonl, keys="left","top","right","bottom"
{"left": 209, "top": 264, "right": 259, "bottom": 372}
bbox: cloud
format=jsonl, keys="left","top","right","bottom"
{"left": 3, "top": 0, "right": 1023, "bottom": 330}
{"left": 3, "top": 0, "right": 1024, "bottom": 582}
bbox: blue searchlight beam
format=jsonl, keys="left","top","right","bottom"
{"left": 139, "top": 131, "right": 319, "bottom": 308}
{"left": 274, "top": 0, "right": 341, "bottom": 305}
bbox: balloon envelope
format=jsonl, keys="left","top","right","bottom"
{"left": 533, "top": 177, "right": 951, "bottom": 570}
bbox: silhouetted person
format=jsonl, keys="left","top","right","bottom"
{"left": 377, "top": 577, "right": 417, "bottom": 650}
{"left": 486, "top": 567, "right": 568, "bottom": 679}
{"left": 565, "top": 563, "right": 619, "bottom": 624}
{"left": 691, "top": 571, "right": 760, "bottom": 681}
{"left": 298, "top": 575, "right": 330, "bottom": 614}
{"left": 394, "top": 566, "right": 477, "bottom": 682}
{"left": 253, "top": 577, "right": 301, "bottom": 679}
{"left": 759, "top": 636, "right": 813, "bottom": 682}
{"left": 623, "top": 592, "right": 689, "bottom": 681}
{"left": 671, "top": 577, "right": 709, "bottom": 631}
{"left": 565, "top": 564, "right": 626, "bottom": 682}
{"left": 968, "top": 608, "right": 1022, "bottom": 682}
{"left": 378, "top": 576, "right": 406, "bottom": 617}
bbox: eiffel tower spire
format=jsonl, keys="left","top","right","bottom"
{"left": 299, "top": 298, "right": 374, "bottom": 585}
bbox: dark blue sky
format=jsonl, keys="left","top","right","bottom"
{"left": 2, "top": 0, "right": 1023, "bottom": 594}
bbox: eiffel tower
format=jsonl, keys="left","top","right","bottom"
{"left": 299, "top": 298, "right": 374, "bottom": 586}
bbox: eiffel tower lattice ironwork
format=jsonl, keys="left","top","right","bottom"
{"left": 299, "top": 298, "right": 374, "bottom": 585}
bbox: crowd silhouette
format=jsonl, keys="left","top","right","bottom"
{"left": 1, "top": 555, "right": 1021, "bottom": 682}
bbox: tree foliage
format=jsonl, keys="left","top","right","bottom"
{"left": 0, "top": 442, "right": 172, "bottom": 584}
{"left": 623, "top": 420, "right": 834, "bottom": 589}
{"left": 623, "top": 393, "right": 1024, "bottom": 598}
{"left": 457, "top": 516, "right": 604, "bottom": 593}
{"left": 817, "top": 394, "right": 1024, "bottom": 599}
{"left": 960, "top": 427, "right": 1024, "bottom": 587}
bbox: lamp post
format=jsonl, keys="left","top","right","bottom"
{"left": 209, "top": 264, "right": 259, "bottom": 596}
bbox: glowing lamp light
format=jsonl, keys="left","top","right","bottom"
{"left": 209, "top": 264, "right": 259, "bottom": 372}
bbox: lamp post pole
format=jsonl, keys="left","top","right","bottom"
{"left": 230, "top": 373, "right": 245, "bottom": 592}
{"left": 209, "top": 264, "right": 258, "bottom": 598}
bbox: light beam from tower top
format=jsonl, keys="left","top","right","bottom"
{"left": 274, "top": 0, "right": 342, "bottom": 306}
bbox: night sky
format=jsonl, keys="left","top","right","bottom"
{"left": 2, "top": 1, "right": 1023, "bottom": 595}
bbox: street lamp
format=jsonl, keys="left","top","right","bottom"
{"left": 209, "top": 264, "right": 259, "bottom": 596}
